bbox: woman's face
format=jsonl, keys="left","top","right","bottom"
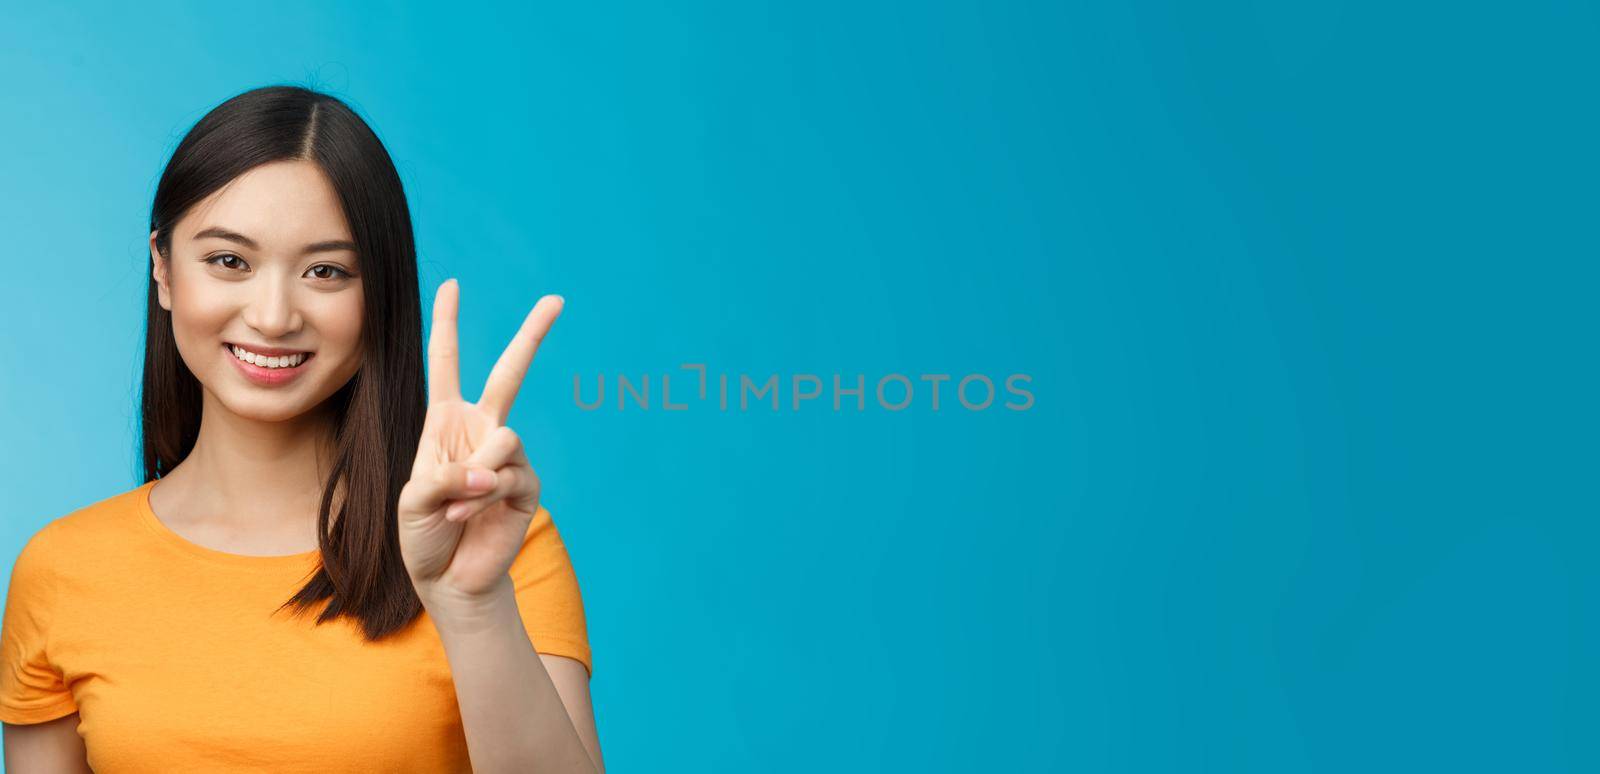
{"left": 150, "top": 159, "right": 364, "bottom": 424}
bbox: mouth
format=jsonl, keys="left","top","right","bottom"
{"left": 224, "top": 343, "right": 316, "bottom": 385}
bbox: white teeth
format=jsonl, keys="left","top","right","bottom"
{"left": 230, "top": 345, "right": 307, "bottom": 369}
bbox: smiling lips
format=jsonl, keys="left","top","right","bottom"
{"left": 224, "top": 343, "right": 315, "bottom": 386}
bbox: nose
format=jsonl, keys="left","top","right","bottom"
{"left": 239, "top": 271, "right": 304, "bottom": 339}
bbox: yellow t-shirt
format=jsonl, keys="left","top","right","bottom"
{"left": 0, "top": 479, "right": 592, "bottom": 772}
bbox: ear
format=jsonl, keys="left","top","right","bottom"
{"left": 150, "top": 230, "right": 172, "bottom": 312}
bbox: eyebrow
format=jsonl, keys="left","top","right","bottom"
{"left": 193, "top": 226, "right": 358, "bottom": 256}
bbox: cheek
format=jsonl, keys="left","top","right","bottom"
{"left": 308, "top": 294, "right": 365, "bottom": 353}
{"left": 168, "top": 288, "right": 236, "bottom": 345}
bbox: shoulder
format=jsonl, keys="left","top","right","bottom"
{"left": 524, "top": 504, "right": 565, "bottom": 546}
{"left": 11, "top": 483, "right": 151, "bottom": 572}
{"left": 510, "top": 503, "right": 585, "bottom": 589}
{"left": 514, "top": 504, "right": 575, "bottom": 567}
{"left": 510, "top": 503, "right": 592, "bottom": 675}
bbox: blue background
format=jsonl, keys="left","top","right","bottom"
{"left": 2, "top": 1, "right": 1595, "bottom": 771}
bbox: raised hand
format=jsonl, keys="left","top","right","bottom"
{"left": 397, "top": 278, "right": 565, "bottom": 607}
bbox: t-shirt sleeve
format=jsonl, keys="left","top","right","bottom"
{"left": 510, "top": 504, "right": 593, "bottom": 678}
{"left": 0, "top": 523, "right": 79, "bottom": 724}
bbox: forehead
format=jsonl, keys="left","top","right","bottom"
{"left": 178, "top": 160, "right": 352, "bottom": 245}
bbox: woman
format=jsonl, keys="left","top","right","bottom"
{"left": 0, "top": 85, "right": 604, "bottom": 773}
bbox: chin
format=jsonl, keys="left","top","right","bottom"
{"left": 217, "top": 393, "right": 320, "bottom": 423}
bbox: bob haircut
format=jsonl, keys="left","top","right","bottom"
{"left": 141, "top": 85, "right": 427, "bottom": 641}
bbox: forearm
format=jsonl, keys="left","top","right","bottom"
{"left": 426, "top": 576, "right": 598, "bottom": 774}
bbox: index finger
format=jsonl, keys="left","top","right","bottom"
{"left": 478, "top": 294, "right": 564, "bottom": 425}
{"left": 427, "top": 279, "right": 463, "bottom": 403}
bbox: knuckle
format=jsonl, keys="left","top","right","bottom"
{"left": 502, "top": 427, "right": 523, "bottom": 451}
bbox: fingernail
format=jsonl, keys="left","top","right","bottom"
{"left": 446, "top": 502, "right": 470, "bottom": 520}
{"left": 467, "top": 469, "right": 496, "bottom": 490}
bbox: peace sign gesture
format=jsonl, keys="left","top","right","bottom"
{"left": 397, "top": 278, "right": 565, "bottom": 607}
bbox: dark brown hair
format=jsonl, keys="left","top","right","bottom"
{"left": 141, "top": 85, "right": 427, "bottom": 641}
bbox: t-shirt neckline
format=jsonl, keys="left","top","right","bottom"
{"left": 135, "top": 479, "right": 322, "bottom": 569}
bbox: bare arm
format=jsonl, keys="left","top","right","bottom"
{"left": 431, "top": 579, "right": 605, "bottom": 774}
{"left": 3, "top": 713, "right": 92, "bottom": 773}
{"left": 540, "top": 653, "right": 605, "bottom": 774}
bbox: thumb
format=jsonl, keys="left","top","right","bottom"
{"left": 399, "top": 461, "right": 499, "bottom": 517}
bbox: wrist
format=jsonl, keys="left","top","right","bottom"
{"left": 418, "top": 574, "right": 519, "bottom": 637}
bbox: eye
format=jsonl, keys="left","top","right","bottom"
{"left": 204, "top": 254, "right": 247, "bottom": 271}
{"left": 307, "top": 264, "right": 354, "bottom": 281}
{"left": 201, "top": 255, "right": 353, "bottom": 281}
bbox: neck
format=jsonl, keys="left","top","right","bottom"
{"left": 166, "top": 390, "right": 342, "bottom": 530}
